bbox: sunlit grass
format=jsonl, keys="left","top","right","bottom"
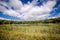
{"left": 0, "top": 24, "right": 60, "bottom": 40}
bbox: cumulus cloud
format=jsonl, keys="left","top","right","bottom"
{"left": 56, "top": 13, "right": 60, "bottom": 17}
{"left": 0, "top": 17, "right": 11, "bottom": 20}
{"left": 0, "top": 0, "right": 57, "bottom": 21}
{"left": 48, "top": 13, "right": 60, "bottom": 19}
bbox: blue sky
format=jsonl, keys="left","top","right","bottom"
{"left": 0, "top": 0, "right": 60, "bottom": 21}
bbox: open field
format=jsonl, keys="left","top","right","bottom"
{"left": 0, "top": 24, "right": 60, "bottom": 40}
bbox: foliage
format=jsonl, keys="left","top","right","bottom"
{"left": 0, "top": 17, "right": 60, "bottom": 24}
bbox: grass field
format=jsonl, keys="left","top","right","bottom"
{"left": 0, "top": 24, "right": 60, "bottom": 40}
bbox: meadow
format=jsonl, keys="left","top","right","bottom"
{"left": 0, "top": 24, "right": 60, "bottom": 40}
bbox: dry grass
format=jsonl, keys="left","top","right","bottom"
{"left": 0, "top": 24, "right": 60, "bottom": 40}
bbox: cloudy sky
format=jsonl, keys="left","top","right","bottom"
{"left": 0, "top": 0, "right": 60, "bottom": 21}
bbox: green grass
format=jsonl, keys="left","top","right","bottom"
{"left": 0, "top": 24, "right": 60, "bottom": 40}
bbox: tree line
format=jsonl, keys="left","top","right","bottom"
{"left": 0, "top": 17, "right": 60, "bottom": 24}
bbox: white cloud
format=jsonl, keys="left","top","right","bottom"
{"left": 0, "top": 0, "right": 57, "bottom": 21}
{"left": 9, "top": 0, "right": 23, "bottom": 10}
{"left": 56, "top": 13, "right": 60, "bottom": 17}
{"left": 0, "top": 17, "right": 11, "bottom": 20}
{"left": 48, "top": 13, "right": 60, "bottom": 19}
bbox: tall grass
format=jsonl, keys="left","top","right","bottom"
{"left": 0, "top": 24, "right": 60, "bottom": 40}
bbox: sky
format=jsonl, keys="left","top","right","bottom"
{"left": 0, "top": 0, "right": 60, "bottom": 21}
